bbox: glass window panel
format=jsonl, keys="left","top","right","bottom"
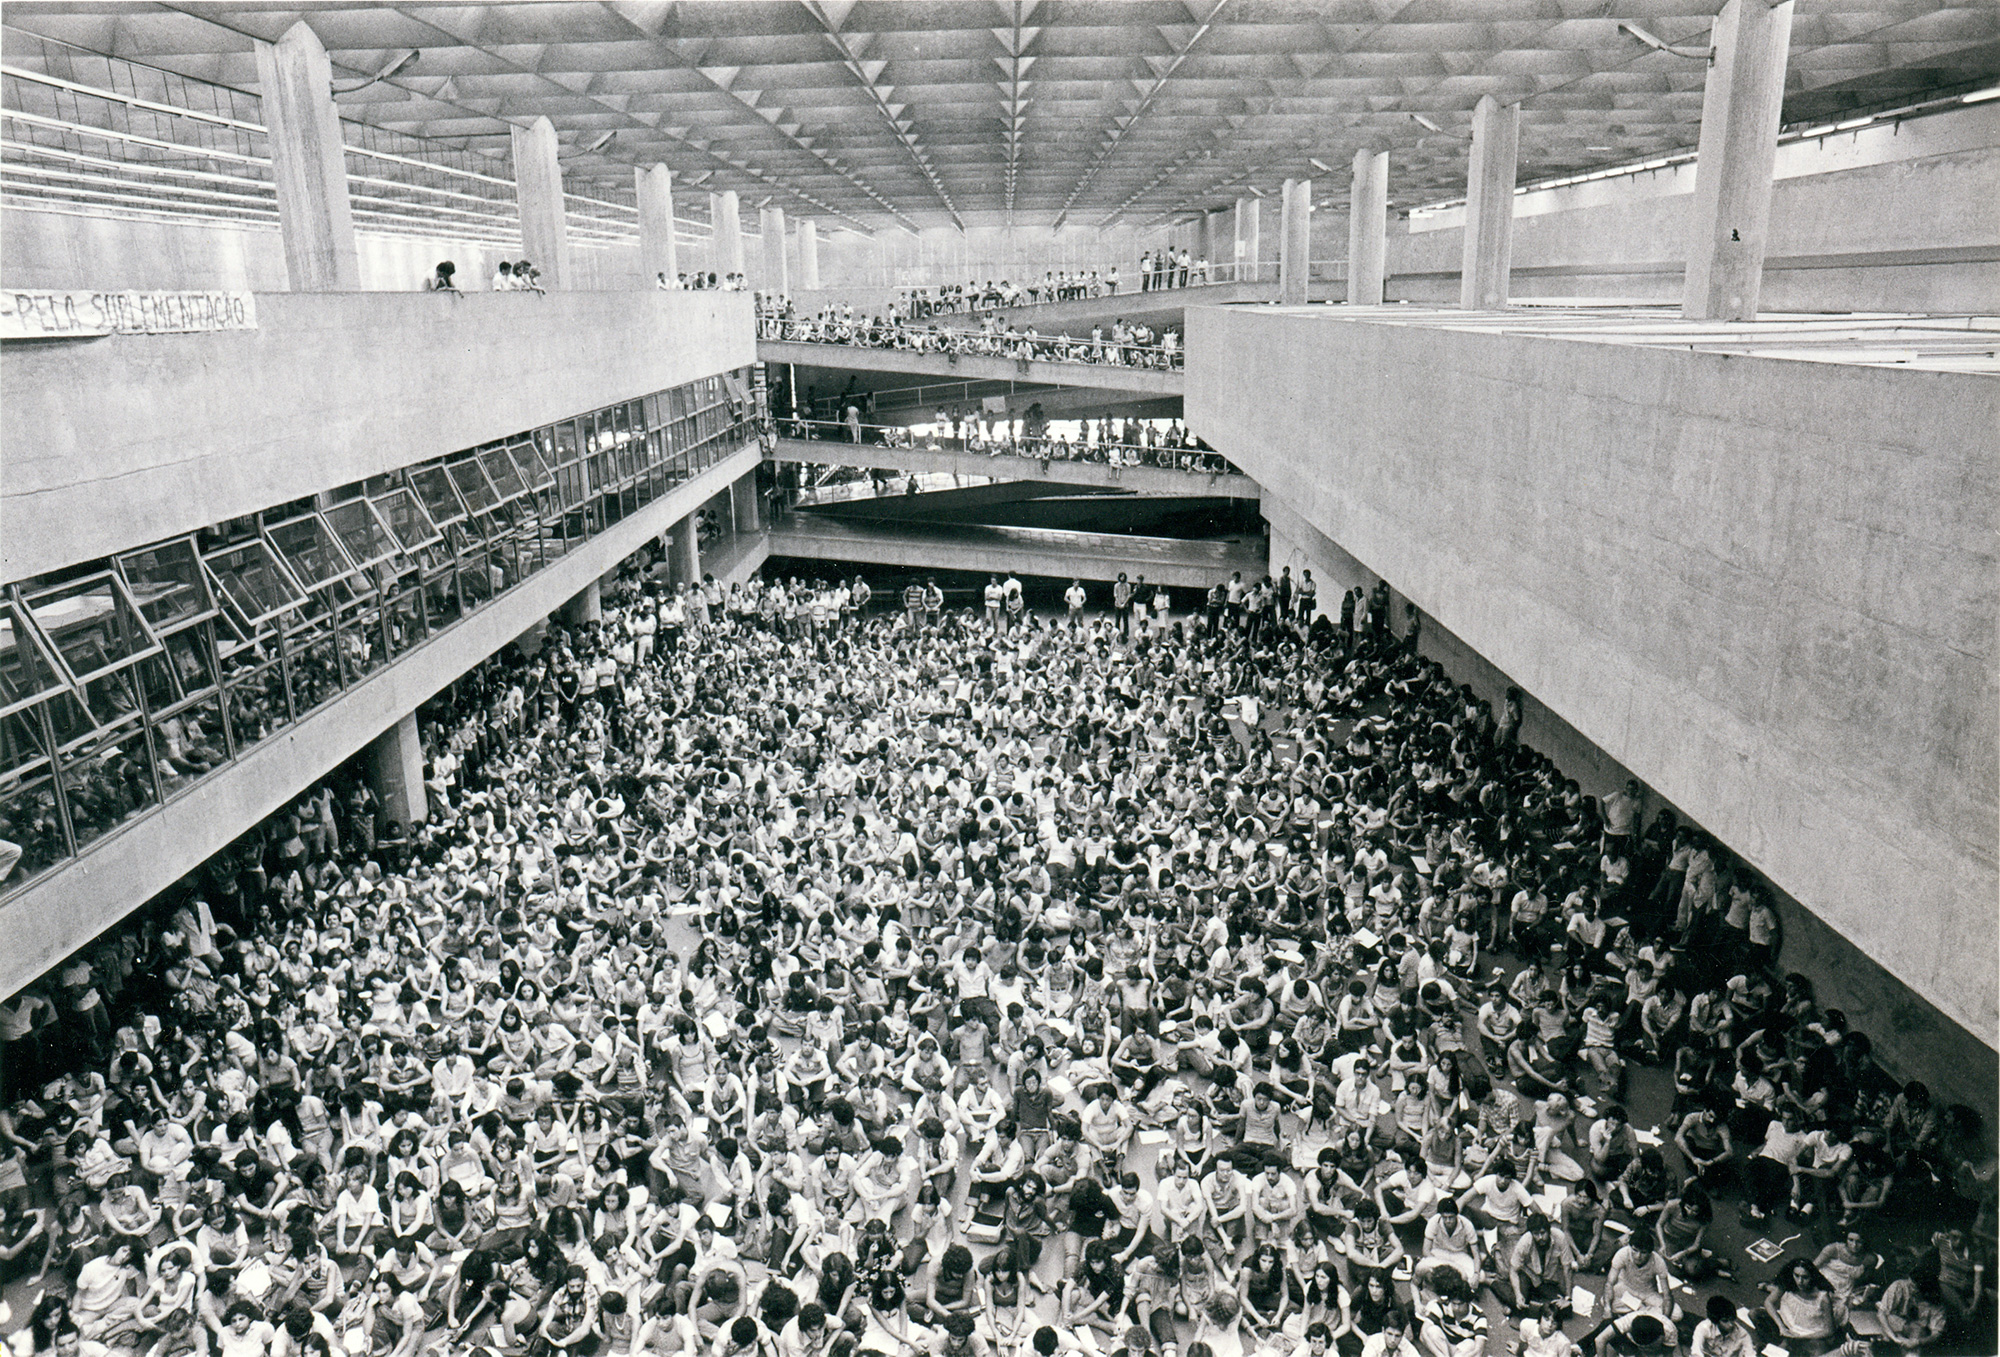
{"left": 61, "top": 718, "right": 158, "bottom": 851}
{"left": 407, "top": 466, "right": 468, "bottom": 526}
{"left": 447, "top": 459, "right": 498, "bottom": 514}
{"left": 22, "top": 574, "right": 161, "bottom": 684}
{"left": 135, "top": 653, "right": 183, "bottom": 712}
{"left": 163, "top": 626, "right": 218, "bottom": 700}
{"left": 223, "top": 657, "right": 290, "bottom": 748}
{"left": 0, "top": 761, "right": 66, "bottom": 892}
{"left": 82, "top": 666, "right": 144, "bottom": 726}
{"left": 0, "top": 708, "right": 50, "bottom": 782}
{"left": 479, "top": 447, "right": 528, "bottom": 501}
{"left": 116, "top": 538, "right": 211, "bottom": 631}
{"left": 284, "top": 629, "right": 344, "bottom": 716}
{"left": 370, "top": 488, "right": 443, "bottom": 554}
{"left": 154, "top": 696, "right": 227, "bottom": 792}
{"left": 0, "top": 602, "right": 67, "bottom": 714}
{"left": 508, "top": 441, "right": 555, "bottom": 492}
{"left": 322, "top": 499, "right": 401, "bottom": 572}
{"left": 265, "top": 515, "right": 356, "bottom": 590}
{"left": 382, "top": 585, "right": 427, "bottom": 660}
{"left": 203, "top": 539, "right": 306, "bottom": 627}
{"left": 553, "top": 418, "right": 580, "bottom": 466}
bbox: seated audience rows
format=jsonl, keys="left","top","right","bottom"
{"left": 0, "top": 557, "right": 1990, "bottom": 1357}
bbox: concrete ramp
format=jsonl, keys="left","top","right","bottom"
{"left": 757, "top": 339, "right": 1183, "bottom": 396}
{"left": 765, "top": 513, "right": 1264, "bottom": 588}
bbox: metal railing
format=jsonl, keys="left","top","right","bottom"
{"left": 758, "top": 314, "right": 1183, "bottom": 371}
{"left": 771, "top": 419, "right": 1240, "bottom": 476}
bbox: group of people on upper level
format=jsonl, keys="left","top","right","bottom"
{"left": 754, "top": 297, "right": 1181, "bottom": 371}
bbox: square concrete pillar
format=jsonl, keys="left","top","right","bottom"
{"left": 733, "top": 470, "right": 762, "bottom": 533}
{"left": 510, "top": 116, "right": 572, "bottom": 288}
{"left": 561, "top": 579, "right": 601, "bottom": 625}
{"left": 1682, "top": 0, "right": 1795, "bottom": 321}
{"left": 710, "top": 191, "right": 744, "bottom": 277}
{"left": 1460, "top": 95, "right": 1520, "bottom": 310}
{"left": 254, "top": 22, "right": 360, "bottom": 291}
{"left": 798, "top": 218, "right": 821, "bottom": 291}
{"left": 367, "top": 712, "right": 426, "bottom": 828}
{"left": 759, "top": 205, "right": 789, "bottom": 294}
{"left": 1233, "top": 196, "right": 1261, "bottom": 283}
{"left": 669, "top": 514, "right": 701, "bottom": 585}
{"left": 1279, "top": 177, "right": 1313, "bottom": 306}
{"left": 1347, "top": 149, "right": 1389, "bottom": 306}
{"left": 637, "top": 164, "right": 678, "bottom": 287}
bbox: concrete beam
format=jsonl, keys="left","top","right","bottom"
{"left": 253, "top": 22, "right": 359, "bottom": 291}
{"left": 510, "top": 116, "right": 571, "bottom": 288}
{"left": 1460, "top": 95, "right": 1520, "bottom": 309}
{"left": 1348, "top": 149, "right": 1389, "bottom": 306}
{"left": 1683, "top": 0, "right": 1796, "bottom": 321}
{"left": 3, "top": 291, "right": 754, "bottom": 582}
{"left": 637, "top": 164, "right": 678, "bottom": 287}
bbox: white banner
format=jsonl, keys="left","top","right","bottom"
{"left": 0, "top": 288, "right": 258, "bottom": 339}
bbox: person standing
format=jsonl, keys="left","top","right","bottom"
{"left": 1295, "top": 568, "right": 1317, "bottom": 624}
{"left": 985, "top": 577, "right": 1005, "bottom": 636}
{"left": 1064, "top": 580, "right": 1087, "bottom": 628}
{"left": 1112, "top": 574, "right": 1134, "bottom": 641}
{"left": 1138, "top": 251, "right": 1154, "bottom": 293}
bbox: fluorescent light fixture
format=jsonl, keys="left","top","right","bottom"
{"left": 1961, "top": 86, "right": 2000, "bottom": 103}
{"left": 1833, "top": 115, "right": 1873, "bottom": 131}
{"left": 1408, "top": 113, "right": 1443, "bottom": 133}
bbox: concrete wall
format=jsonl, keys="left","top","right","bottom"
{"left": 0, "top": 443, "right": 761, "bottom": 998}
{"left": 1264, "top": 501, "right": 1998, "bottom": 1113}
{"left": 1385, "top": 103, "right": 2000, "bottom": 311}
{"left": 1190, "top": 307, "right": 1998, "bottom": 1063}
{"left": 0, "top": 207, "right": 646, "bottom": 293}
{"left": 2, "top": 289, "right": 754, "bottom": 581}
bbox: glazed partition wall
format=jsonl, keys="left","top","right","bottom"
{"left": 0, "top": 367, "right": 759, "bottom": 898}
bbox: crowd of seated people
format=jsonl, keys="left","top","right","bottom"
{"left": 0, "top": 544, "right": 1992, "bottom": 1357}
{"left": 756, "top": 298, "right": 1182, "bottom": 371}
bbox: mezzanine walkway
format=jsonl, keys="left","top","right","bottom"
{"left": 756, "top": 338, "right": 1184, "bottom": 397}
{"left": 764, "top": 511, "right": 1264, "bottom": 588}
{"left": 766, "top": 435, "right": 1259, "bottom": 500}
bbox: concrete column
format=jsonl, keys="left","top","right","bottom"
{"left": 366, "top": 712, "right": 426, "bottom": 828}
{"left": 510, "top": 116, "right": 572, "bottom": 288}
{"left": 710, "top": 191, "right": 744, "bottom": 277}
{"left": 798, "top": 219, "right": 821, "bottom": 291}
{"left": 253, "top": 22, "right": 360, "bottom": 291}
{"left": 560, "top": 580, "right": 600, "bottom": 626}
{"left": 669, "top": 514, "right": 701, "bottom": 586}
{"left": 1682, "top": 0, "right": 1795, "bottom": 321}
{"left": 1278, "top": 177, "right": 1313, "bottom": 306}
{"left": 1233, "top": 196, "right": 1260, "bottom": 283}
{"left": 759, "top": 205, "right": 789, "bottom": 294}
{"left": 1459, "top": 95, "right": 1520, "bottom": 310}
{"left": 636, "top": 164, "right": 678, "bottom": 287}
{"left": 1347, "top": 149, "right": 1389, "bottom": 306}
{"left": 732, "top": 470, "right": 761, "bottom": 533}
